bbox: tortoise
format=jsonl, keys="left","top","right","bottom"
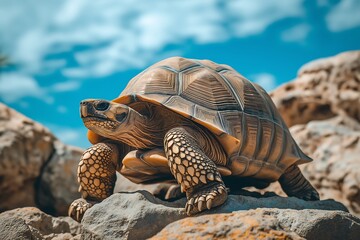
{"left": 68, "top": 57, "right": 319, "bottom": 221}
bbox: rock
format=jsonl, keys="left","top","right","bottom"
{"left": 0, "top": 207, "right": 82, "bottom": 239}
{"left": 37, "top": 140, "right": 83, "bottom": 216}
{"left": 291, "top": 115, "right": 360, "bottom": 217}
{"left": 266, "top": 50, "right": 360, "bottom": 218}
{"left": 0, "top": 103, "right": 54, "bottom": 211}
{"left": 81, "top": 190, "right": 347, "bottom": 239}
{"left": 152, "top": 208, "right": 360, "bottom": 240}
{"left": 270, "top": 51, "right": 360, "bottom": 127}
{"left": 0, "top": 103, "right": 82, "bottom": 215}
{"left": 81, "top": 191, "right": 184, "bottom": 240}
{"left": 0, "top": 215, "right": 33, "bottom": 240}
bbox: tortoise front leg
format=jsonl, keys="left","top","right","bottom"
{"left": 164, "top": 127, "right": 227, "bottom": 215}
{"left": 68, "top": 142, "right": 118, "bottom": 222}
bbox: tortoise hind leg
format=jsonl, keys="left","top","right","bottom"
{"left": 279, "top": 164, "right": 319, "bottom": 201}
{"left": 164, "top": 127, "right": 227, "bottom": 216}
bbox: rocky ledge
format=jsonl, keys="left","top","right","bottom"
{"left": 2, "top": 191, "right": 359, "bottom": 240}
{"left": 1, "top": 50, "right": 360, "bottom": 239}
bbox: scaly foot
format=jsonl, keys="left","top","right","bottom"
{"left": 68, "top": 198, "right": 96, "bottom": 222}
{"left": 185, "top": 182, "right": 227, "bottom": 216}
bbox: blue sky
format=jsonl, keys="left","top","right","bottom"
{"left": 0, "top": 0, "right": 360, "bottom": 148}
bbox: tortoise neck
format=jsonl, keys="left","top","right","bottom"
{"left": 116, "top": 108, "right": 164, "bottom": 149}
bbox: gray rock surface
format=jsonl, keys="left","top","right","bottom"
{"left": 152, "top": 208, "right": 360, "bottom": 240}
{"left": 0, "top": 207, "right": 82, "bottom": 239}
{"left": 81, "top": 191, "right": 184, "bottom": 240}
{"left": 81, "top": 190, "right": 348, "bottom": 240}
{"left": 37, "top": 140, "right": 83, "bottom": 216}
{"left": 0, "top": 215, "right": 33, "bottom": 240}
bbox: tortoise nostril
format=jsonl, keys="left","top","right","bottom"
{"left": 95, "top": 101, "right": 110, "bottom": 111}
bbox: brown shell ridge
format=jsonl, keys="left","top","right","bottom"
{"left": 246, "top": 81, "right": 279, "bottom": 163}
{"left": 180, "top": 67, "right": 240, "bottom": 111}
{"left": 241, "top": 112, "right": 292, "bottom": 136}
{"left": 263, "top": 118, "right": 276, "bottom": 165}
{"left": 254, "top": 117, "right": 262, "bottom": 160}
{"left": 157, "top": 64, "right": 201, "bottom": 74}
{"left": 237, "top": 111, "right": 247, "bottom": 156}
{"left": 195, "top": 60, "right": 232, "bottom": 73}
{"left": 157, "top": 66, "right": 179, "bottom": 73}
{"left": 275, "top": 128, "right": 287, "bottom": 166}
{"left": 217, "top": 71, "right": 245, "bottom": 111}
{"left": 248, "top": 81, "right": 276, "bottom": 124}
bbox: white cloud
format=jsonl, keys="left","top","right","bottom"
{"left": 0, "top": 72, "right": 80, "bottom": 103}
{"left": 227, "top": 0, "right": 304, "bottom": 37}
{"left": 0, "top": 0, "right": 305, "bottom": 78}
{"left": 0, "top": 72, "right": 51, "bottom": 103}
{"left": 51, "top": 81, "right": 80, "bottom": 92}
{"left": 326, "top": 0, "right": 360, "bottom": 31}
{"left": 251, "top": 73, "right": 277, "bottom": 92}
{"left": 281, "top": 24, "right": 311, "bottom": 43}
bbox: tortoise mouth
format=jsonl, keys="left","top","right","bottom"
{"left": 82, "top": 116, "right": 119, "bottom": 130}
{"left": 82, "top": 116, "right": 110, "bottom": 122}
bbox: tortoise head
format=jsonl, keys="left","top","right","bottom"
{"left": 80, "top": 99, "right": 133, "bottom": 139}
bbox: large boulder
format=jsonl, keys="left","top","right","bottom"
{"left": 152, "top": 208, "right": 360, "bottom": 240}
{"left": 270, "top": 51, "right": 360, "bottom": 127}
{"left": 80, "top": 190, "right": 347, "bottom": 240}
{"left": 267, "top": 51, "right": 360, "bottom": 218}
{"left": 0, "top": 103, "right": 55, "bottom": 211}
{"left": 0, "top": 103, "right": 81, "bottom": 215}
{"left": 292, "top": 115, "right": 360, "bottom": 217}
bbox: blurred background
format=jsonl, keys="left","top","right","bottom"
{"left": 0, "top": 0, "right": 359, "bottom": 148}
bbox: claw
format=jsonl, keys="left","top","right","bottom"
{"left": 210, "top": 192, "right": 217, "bottom": 197}
{"left": 215, "top": 175, "right": 222, "bottom": 182}
{"left": 186, "top": 204, "right": 193, "bottom": 215}
{"left": 184, "top": 182, "right": 227, "bottom": 215}
{"left": 198, "top": 200, "right": 204, "bottom": 212}
{"left": 76, "top": 209, "right": 80, "bottom": 222}
{"left": 68, "top": 204, "right": 74, "bottom": 217}
{"left": 206, "top": 198, "right": 213, "bottom": 210}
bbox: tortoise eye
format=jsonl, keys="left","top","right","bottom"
{"left": 95, "top": 101, "right": 110, "bottom": 111}
{"left": 116, "top": 113, "right": 127, "bottom": 122}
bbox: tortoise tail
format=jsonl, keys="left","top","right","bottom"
{"left": 279, "top": 164, "right": 319, "bottom": 201}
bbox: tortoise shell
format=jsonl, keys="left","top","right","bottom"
{"left": 90, "top": 57, "right": 311, "bottom": 181}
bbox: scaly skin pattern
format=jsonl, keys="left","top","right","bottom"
{"left": 279, "top": 164, "right": 319, "bottom": 201}
{"left": 68, "top": 142, "right": 118, "bottom": 221}
{"left": 164, "top": 127, "right": 227, "bottom": 215}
